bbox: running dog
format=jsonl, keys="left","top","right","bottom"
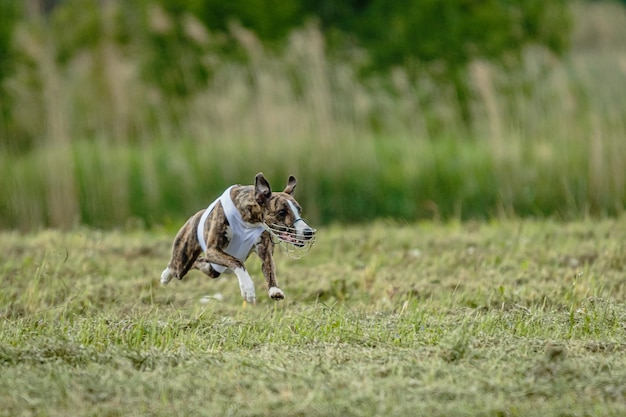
{"left": 160, "top": 173, "right": 315, "bottom": 303}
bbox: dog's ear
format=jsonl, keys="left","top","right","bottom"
{"left": 283, "top": 175, "right": 297, "bottom": 195}
{"left": 255, "top": 172, "right": 272, "bottom": 205}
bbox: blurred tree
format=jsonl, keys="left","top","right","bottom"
{"left": 0, "top": 0, "right": 573, "bottom": 148}
{"left": 145, "top": 0, "right": 571, "bottom": 113}
{"left": 0, "top": 1, "right": 22, "bottom": 151}
{"left": 143, "top": 0, "right": 304, "bottom": 98}
{"left": 185, "top": 0, "right": 303, "bottom": 41}
{"left": 304, "top": 0, "right": 570, "bottom": 67}
{"left": 301, "top": 0, "right": 571, "bottom": 123}
{"left": 139, "top": 1, "right": 214, "bottom": 99}
{"left": 0, "top": 2, "right": 20, "bottom": 85}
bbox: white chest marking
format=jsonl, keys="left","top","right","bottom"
{"left": 197, "top": 186, "right": 265, "bottom": 273}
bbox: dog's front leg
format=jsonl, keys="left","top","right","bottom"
{"left": 204, "top": 248, "right": 257, "bottom": 304}
{"left": 256, "top": 233, "right": 284, "bottom": 300}
{"left": 233, "top": 267, "right": 256, "bottom": 304}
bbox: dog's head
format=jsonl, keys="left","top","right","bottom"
{"left": 255, "top": 173, "right": 315, "bottom": 249}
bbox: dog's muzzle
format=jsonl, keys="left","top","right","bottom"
{"left": 264, "top": 219, "right": 316, "bottom": 259}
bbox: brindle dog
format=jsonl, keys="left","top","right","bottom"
{"left": 160, "top": 173, "right": 315, "bottom": 303}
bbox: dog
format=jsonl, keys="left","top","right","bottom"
{"left": 160, "top": 173, "right": 315, "bottom": 303}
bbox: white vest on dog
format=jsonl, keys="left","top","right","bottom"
{"left": 197, "top": 186, "right": 266, "bottom": 274}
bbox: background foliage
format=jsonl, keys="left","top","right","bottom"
{"left": 1, "top": 1, "right": 626, "bottom": 229}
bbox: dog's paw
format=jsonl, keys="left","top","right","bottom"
{"left": 234, "top": 267, "right": 256, "bottom": 304}
{"left": 241, "top": 291, "right": 256, "bottom": 304}
{"left": 160, "top": 268, "right": 172, "bottom": 285}
{"left": 268, "top": 287, "right": 285, "bottom": 300}
{"left": 240, "top": 285, "right": 256, "bottom": 304}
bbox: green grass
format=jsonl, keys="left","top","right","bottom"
{"left": 2, "top": 129, "right": 624, "bottom": 230}
{"left": 2, "top": 220, "right": 626, "bottom": 416}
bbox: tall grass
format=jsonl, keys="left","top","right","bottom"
{"left": 1, "top": 2, "right": 626, "bottom": 229}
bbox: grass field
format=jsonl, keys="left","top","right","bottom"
{"left": 1, "top": 219, "right": 625, "bottom": 416}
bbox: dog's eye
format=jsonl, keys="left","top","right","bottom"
{"left": 278, "top": 209, "right": 288, "bottom": 217}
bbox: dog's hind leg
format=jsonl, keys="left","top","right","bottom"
{"left": 161, "top": 212, "right": 203, "bottom": 285}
